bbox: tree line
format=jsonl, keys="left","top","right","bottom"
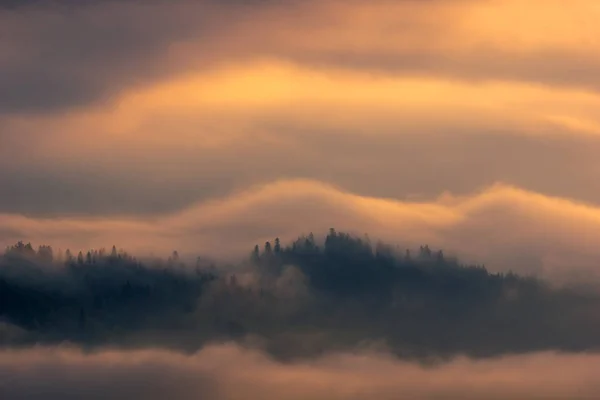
{"left": 1, "top": 229, "right": 599, "bottom": 361}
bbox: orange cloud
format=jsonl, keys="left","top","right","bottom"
{"left": 3, "top": 0, "right": 600, "bottom": 116}
{"left": 3, "top": 179, "right": 600, "bottom": 282}
{"left": 6, "top": 59, "right": 600, "bottom": 163}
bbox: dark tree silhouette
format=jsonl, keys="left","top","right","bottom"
{"left": 1, "top": 231, "right": 599, "bottom": 362}
{"left": 251, "top": 245, "right": 260, "bottom": 263}
{"left": 65, "top": 249, "right": 73, "bottom": 263}
{"left": 274, "top": 238, "right": 281, "bottom": 254}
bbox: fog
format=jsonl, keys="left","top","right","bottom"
{"left": 1, "top": 345, "right": 599, "bottom": 400}
{"left": 2, "top": 230, "right": 600, "bottom": 360}
{"left": 3, "top": 181, "right": 600, "bottom": 282}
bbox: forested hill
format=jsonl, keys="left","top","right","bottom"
{"left": 1, "top": 229, "right": 599, "bottom": 361}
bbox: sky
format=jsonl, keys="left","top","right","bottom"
{"left": 3, "top": 1, "right": 600, "bottom": 398}
{"left": 2, "top": 0, "right": 600, "bottom": 272}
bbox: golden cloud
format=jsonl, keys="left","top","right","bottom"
{"left": 2, "top": 179, "right": 600, "bottom": 282}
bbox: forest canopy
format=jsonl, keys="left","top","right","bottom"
{"left": 1, "top": 229, "right": 599, "bottom": 361}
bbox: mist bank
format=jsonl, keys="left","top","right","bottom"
{"left": 2, "top": 229, "right": 600, "bottom": 360}
{"left": 4, "top": 180, "right": 600, "bottom": 283}
{"left": 1, "top": 344, "right": 600, "bottom": 400}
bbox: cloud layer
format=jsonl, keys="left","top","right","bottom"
{"left": 1, "top": 345, "right": 600, "bottom": 400}
{"left": 2, "top": 0, "right": 600, "bottom": 223}
{"left": 2, "top": 179, "right": 600, "bottom": 282}
{"left": 2, "top": 0, "right": 600, "bottom": 114}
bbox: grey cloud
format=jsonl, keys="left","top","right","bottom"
{"left": 0, "top": 0, "right": 284, "bottom": 8}
{"left": 0, "top": 347, "right": 218, "bottom": 400}
{"left": 0, "top": 1, "right": 251, "bottom": 114}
